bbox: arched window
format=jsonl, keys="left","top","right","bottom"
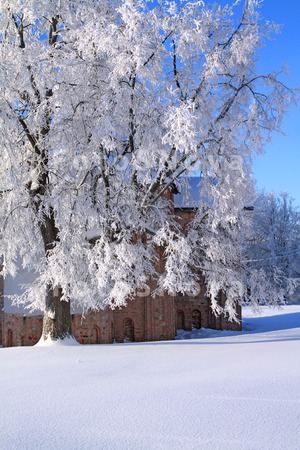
{"left": 92, "top": 326, "right": 101, "bottom": 344}
{"left": 7, "top": 329, "right": 13, "bottom": 347}
{"left": 192, "top": 309, "right": 201, "bottom": 329}
{"left": 177, "top": 311, "right": 185, "bottom": 330}
{"left": 123, "top": 319, "right": 135, "bottom": 342}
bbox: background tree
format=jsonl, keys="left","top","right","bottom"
{"left": 0, "top": 0, "right": 296, "bottom": 341}
{"left": 244, "top": 192, "right": 300, "bottom": 306}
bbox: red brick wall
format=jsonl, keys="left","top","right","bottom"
{"left": 176, "top": 297, "right": 210, "bottom": 330}
{"left": 174, "top": 209, "right": 242, "bottom": 332}
{"left": 176, "top": 297, "right": 241, "bottom": 331}
{"left": 1, "top": 294, "right": 177, "bottom": 347}
{"left": 111, "top": 297, "right": 146, "bottom": 343}
{"left": 72, "top": 310, "right": 113, "bottom": 344}
{"left": 3, "top": 314, "right": 43, "bottom": 347}
{"left": 142, "top": 294, "right": 176, "bottom": 342}
{"left": 2, "top": 291, "right": 241, "bottom": 347}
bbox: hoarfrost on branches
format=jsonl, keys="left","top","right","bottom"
{"left": 0, "top": 0, "right": 297, "bottom": 337}
{"left": 245, "top": 192, "right": 300, "bottom": 309}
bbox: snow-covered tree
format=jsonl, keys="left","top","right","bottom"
{"left": 0, "top": 0, "right": 296, "bottom": 341}
{"left": 244, "top": 192, "right": 300, "bottom": 306}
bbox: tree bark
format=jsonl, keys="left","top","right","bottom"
{"left": 39, "top": 209, "right": 73, "bottom": 341}
{"left": 42, "top": 286, "right": 72, "bottom": 341}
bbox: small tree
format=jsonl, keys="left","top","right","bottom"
{"left": 0, "top": 0, "right": 296, "bottom": 340}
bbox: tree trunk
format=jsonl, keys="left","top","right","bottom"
{"left": 39, "top": 209, "right": 73, "bottom": 341}
{"left": 42, "top": 286, "right": 72, "bottom": 341}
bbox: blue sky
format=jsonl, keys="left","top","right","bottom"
{"left": 252, "top": 0, "right": 300, "bottom": 206}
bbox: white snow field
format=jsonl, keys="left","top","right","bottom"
{"left": 1, "top": 306, "right": 300, "bottom": 450}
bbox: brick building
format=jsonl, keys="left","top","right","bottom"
{"left": 0, "top": 186, "right": 242, "bottom": 347}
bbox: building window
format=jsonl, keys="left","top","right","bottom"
{"left": 192, "top": 309, "right": 201, "bottom": 329}
{"left": 7, "top": 329, "right": 13, "bottom": 347}
{"left": 177, "top": 310, "right": 185, "bottom": 330}
{"left": 123, "top": 319, "right": 135, "bottom": 342}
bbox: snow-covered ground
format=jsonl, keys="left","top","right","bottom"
{"left": 1, "top": 306, "right": 300, "bottom": 450}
